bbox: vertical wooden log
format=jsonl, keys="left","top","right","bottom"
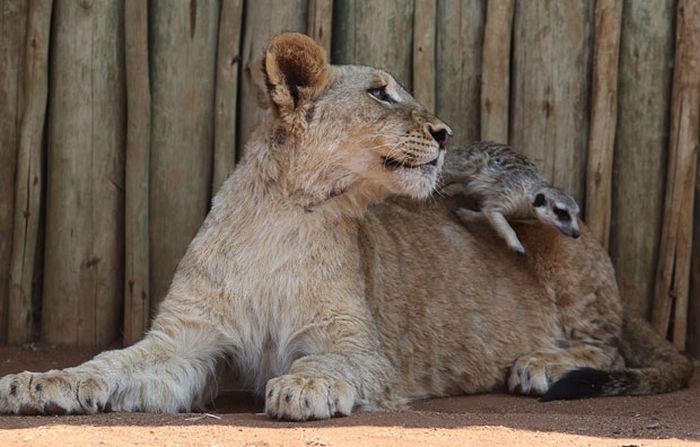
{"left": 308, "top": 0, "right": 333, "bottom": 55}
{"left": 0, "top": 0, "right": 28, "bottom": 342}
{"left": 6, "top": 0, "right": 50, "bottom": 344}
{"left": 584, "top": 0, "right": 622, "bottom": 250}
{"left": 480, "top": 0, "right": 513, "bottom": 143}
{"left": 610, "top": 0, "right": 675, "bottom": 318}
{"left": 212, "top": 0, "right": 243, "bottom": 194}
{"left": 332, "top": 0, "right": 414, "bottom": 85}
{"left": 510, "top": 0, "right": 593, "bottom": 204}
{"left": 150, "top": 1, "right": 219, "bottom": 311}
{"left": 690, "top": 159, "right": 700, "bottom": 357}
{"left": 412, "top": 0, "right": 436, "bottom": 111}
{"left": 651, "top": 0, "right": 700, "bottom": 350}
{"left": 123, "top": 0, "right": 150, "bottom": 345}
{"left": 435, "top": 0, "right": 485, "bottom": 146}
{"left": 43, "top": 0, "right": 125, "bottom": 346}
{"left": 239, "top": 0, "right": 307, "bottom": 149}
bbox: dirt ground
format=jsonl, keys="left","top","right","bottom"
{"left": 0, "top": 345, "right": 698, "bottom": 446}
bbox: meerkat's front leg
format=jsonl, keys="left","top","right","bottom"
{"left": 456, "top": 208, "right": 538, "bottom": 225}
{"left": 455, "top": 207, "right": 486, "bottom": 222}
{"left": 483, "top": 210, "right": 527, "bottom": 256}
{"left": 460, "top": 208, "right": 527, "bottom": 256}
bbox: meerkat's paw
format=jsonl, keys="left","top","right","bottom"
{"left": 454, "top": 208, "right": 485, "bottom": 222}
{"left": 265, "top": 374, "right": 355, "bottom": 421}
{"left": 508, "top": 352, "right": 574, "bottom": 396}
{"left": 0, "top": 370, "right": 110, "bottom": 415}
{"left": 509, "top": 241, "right": 527, "bottom": 257}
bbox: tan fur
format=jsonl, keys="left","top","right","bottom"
{"left": 0, "top": 33, "right": 691, "bottom": 420}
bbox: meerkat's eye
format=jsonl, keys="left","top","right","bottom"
{"left": 368, "top": 86, "right": 394, "bottom": 103}
{"left": 533, "top": 193, "right": 546, "bottom": 207}
{"left": 553, "top": 207, "right": 571, "bottom": 222}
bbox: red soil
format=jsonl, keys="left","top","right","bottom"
{"left": 0, "top": 344, "right": 698, "bottom": 446}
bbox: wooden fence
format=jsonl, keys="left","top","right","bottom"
{"left": 0, "top": 0, "right": 699, "bottom": 357}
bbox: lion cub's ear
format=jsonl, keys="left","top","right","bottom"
{"left": 262, "top": 33, "right": 332, "bottom": 115}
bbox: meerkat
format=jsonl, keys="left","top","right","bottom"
{"left": 442, "top": 141, "right": 581, "bottom": 256}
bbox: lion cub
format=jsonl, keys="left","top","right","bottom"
{"left": 443, "top": 141, "right": 580, "bottom": 256}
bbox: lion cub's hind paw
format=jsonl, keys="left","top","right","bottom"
{"left": 508, "top": 354, "right": 576, "bottom": 396}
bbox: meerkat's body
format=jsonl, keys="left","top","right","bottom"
{"left": 443, "top": 141, "right": 581, "bottom": 256}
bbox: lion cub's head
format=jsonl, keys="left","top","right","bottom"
{"left": 258, "top": 33, "right": 452, "bottom": 206}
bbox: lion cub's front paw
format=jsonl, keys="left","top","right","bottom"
{"left": 264, "top": 374, "right": 355, "bottom": 421}
{"left": 0, "top": 371, "right": 109, "bottom": 415}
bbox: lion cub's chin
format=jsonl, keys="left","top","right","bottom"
{"left": 386, "top": 163, "right": 440, "bottom": 200}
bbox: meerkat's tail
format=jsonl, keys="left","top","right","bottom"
{"left": 541, "top": 311, "right": 694, "bottom": 401}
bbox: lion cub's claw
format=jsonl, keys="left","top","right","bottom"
{"left": 264, "top": 374, "right": 354, "bottom": 421}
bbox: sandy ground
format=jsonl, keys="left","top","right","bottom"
{"left": 0, "top": 345, "right": 698, "bottom": 446}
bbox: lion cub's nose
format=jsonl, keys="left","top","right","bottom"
{"left": 427, "top": 124, "right": 450, "bottom": 149}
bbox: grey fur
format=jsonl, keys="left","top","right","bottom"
{"left": 443, "top": 141, "right": 581, "bottom": 255}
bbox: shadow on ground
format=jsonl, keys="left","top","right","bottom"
{"left": 0, "top": 344, "right": 698, "bottom": 445}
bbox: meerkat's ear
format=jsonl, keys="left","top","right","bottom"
{"left": 533, "top": 193, "right": 546, "bottom": 207}
{"left": 262, "top": 33, "right": 332, "bottom": 115}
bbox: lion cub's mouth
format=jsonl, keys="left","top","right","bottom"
{"left": 382, "top": 156, "right": 438, "bottom": 170}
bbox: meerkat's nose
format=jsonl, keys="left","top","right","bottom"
{"left": 427, "top": 123, "right": 451, "bottom": 149}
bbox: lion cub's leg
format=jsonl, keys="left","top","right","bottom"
{"left": 508, "top": 342, "right": 623, "bottom": 396}
{"left": 264, "top": 315, "right": 394, "bottom": 421}
{"left": 0, "top": 308, "right": 226, "bottom": 415}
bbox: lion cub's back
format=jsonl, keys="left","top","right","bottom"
{"left": 358, "top": 198, "right": 562, "bottom": 398}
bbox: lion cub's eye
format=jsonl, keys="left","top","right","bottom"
{"left": 368, "top": 86, "right": 394, "bottom": 103}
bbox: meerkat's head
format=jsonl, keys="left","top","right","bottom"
{"left": 531, "top": 186, "right": 581, "bottom": 238}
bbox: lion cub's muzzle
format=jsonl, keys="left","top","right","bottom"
{"left": 427, "top": 124, "right": 450, "bottom": 150}
{"left": 381, "top": 114, "right": 451, "bottom": 170}
{"left": 382, "top": 155, "right": 439, "bottom": 170}
{"left": 383, "top": 121, "right": 452, "bottom": 170}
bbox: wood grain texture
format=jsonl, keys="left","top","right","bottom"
{"left": 212, "top": 0, "right": 243, "bottom": 195}
{"left": 435, "top": 0, "right": 485, "bottom": 146}
{"left": 690, "top": 151, "right": 700, "bottom": 357}
{"left": 239, "top": 0, "right": 307, "bottom": 150}
{"left": 0, "top": 0, "right": 27, "bottom": 343}
{"left": 610, "top": 0, "right": 675, "bottom": 319}
{"left": 332, "top": 0, "right": 413, "bottom": 87}
{"left": 6, "top": 0, "right": 50, "bottom": 344}
{"left": 510, "top": 0, "right": 593, "bottom": 204}
{"left": 480, "top": 0, "right": 513, "bottom": 143}
{"left": 42, "top": 0, "right": 125, "bottom": 346}
{"left": 123, "top": 0, "right": 151, "bottom": 345}
{"left": 412, "top": 0, "right": 436, "bottom": 112}
{"left": 584, "top": 0, "right": 622, "bottom": 250}
{"left": 651, "top": 0, "right": 700, "bottom": 350}
{"left": 150, "top": 0, "right": 219, "bottom": 312}
{"left": 308, "top": 0, "right": 333, "bottom": 55}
